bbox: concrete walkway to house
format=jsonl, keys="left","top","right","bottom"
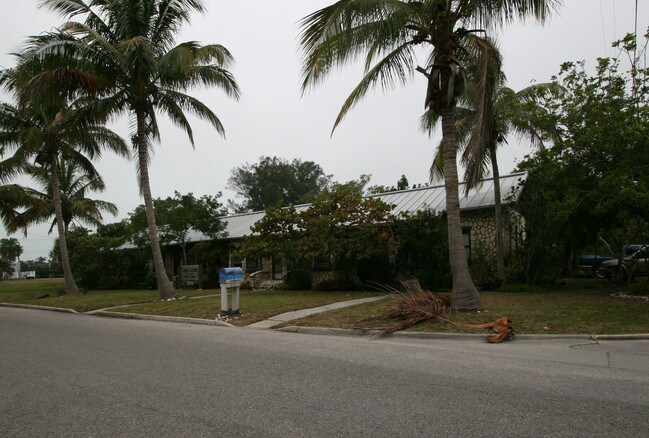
{"left": 246, "top": 295, "right": 389, "bottom": 329}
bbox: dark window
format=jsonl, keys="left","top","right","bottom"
{"left": 313, "top": 255, "right": 332, "bottom": 271}
{"left": 231, "top": 255, "right": 242, "bottom": 268}
{"left": 272, "top": 254, "right": 284, "bottom": 280}
{"left": 245, "top": 257, "right": 261, "bottom": 273}
{"left": 462, "top": 228, "right": 471, "bottom": 260}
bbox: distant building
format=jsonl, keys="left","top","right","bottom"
{"left": 159, "top": 172, "right": 528, "bottom": 287}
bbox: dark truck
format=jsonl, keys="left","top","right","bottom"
{"left": 579, "top": 244, "right": 646, "bottom": 279}
{"left": 579, "top": 254, "right": 615, "bottom": 278}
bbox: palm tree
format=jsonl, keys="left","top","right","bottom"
{"left": 37, "top": 0, "right": 240, "bottom": 300}
{"left": 21, "top": 158, "right": 118, "bottom": 235}
{"left": 299, "top": 0, "right": 557, "bottom": 310}
{"left": 0, "top": 237, "right": 23, "bottom": 262}
{"left": 0, "top": 54, "right": 128, "bottom": 295}
{"left": 427, "top": 50, "right": 562, "bottom": 282}
{"left": 0, "top": 184, "right": 48, "bottom": 235}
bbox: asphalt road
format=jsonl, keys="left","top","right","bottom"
{"left": 1, "top": 307, "right": 648, "bottom": 437}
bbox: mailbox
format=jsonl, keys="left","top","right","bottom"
{"left": 219, "top": 267, "right": 243, "bottom": 286}
{"left": 219, "top": 267, "right": 243, "bottom": 315}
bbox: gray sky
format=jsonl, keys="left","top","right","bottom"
{"left": 1, "top": 0, "right": 647, "bottom": 260}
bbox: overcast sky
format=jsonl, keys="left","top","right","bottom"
{"left": 1, "top": 0, "right": 647, "bottom": 260}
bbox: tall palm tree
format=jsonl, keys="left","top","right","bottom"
{"left": 0, "top": 55, "right": 128, "bottom": 295}
{"left": 37, "top": 0, "right": 240, "bottom": 299}
{"left": 299, "top": 0, "right": 557, "bottom": 310}
{"left": 21, "top": 158, "right": 118, "bottom": 235}
{"left": 427, "top": 50, "right": 562, "bottom": 282}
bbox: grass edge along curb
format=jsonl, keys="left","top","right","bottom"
{"left": 92, "top": 310, "right": 235, "bottom": 327}
{"left": 0, "top": 301, "right": 78, "bottom": 314}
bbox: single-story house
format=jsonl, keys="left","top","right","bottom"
{"left": 163, "top": 172, "right": 528, "bottom": 286}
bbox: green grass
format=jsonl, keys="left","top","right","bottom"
{"left": 0, "top": 278, "right": 66, "bottom": 301}
{"left": 111, "top": 290, "right": 381, "bottom": 326}
{"left": 281, "top": 286, "right": 649, "bottom": 335}
{"left": 0, "top": 278, "right": 218, "bottom": 312}
{"left": 2, "top": 278, "right": 648, "bottom": 334}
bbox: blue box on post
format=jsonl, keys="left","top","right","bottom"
{"left": 219, "top": 267, "right": 243, "bottom": 315}
{"left": 219, "top": 267, "right": 243, "bottom": 285}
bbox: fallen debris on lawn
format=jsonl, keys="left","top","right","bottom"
{"left": 361, "top": 280, "right": 515, "bottom": 343}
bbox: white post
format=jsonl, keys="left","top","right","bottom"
{"left": 231, "top": 286, "right": 240, "bottom": 313}
{"left": 220, "top": 284, "right": 229, "bottom": 314}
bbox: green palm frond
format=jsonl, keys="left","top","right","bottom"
{"left": 333, "top": 41, "right": 416, "bottom": 132}
{"left": 158, "top": 89, "right": 226, "bottom": 140}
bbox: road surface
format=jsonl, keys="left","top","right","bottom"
{"left": 1, "top": 307, "right": 648, "bottom": 437}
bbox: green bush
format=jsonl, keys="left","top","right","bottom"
{"left": 285, "top": 269, "right": 312, "bottom": 290}
{"left": 314, "top": 279, "right": 358, "bottom": 291}
{"left": 629, "top": 279, "right": 649, "bottom": 296}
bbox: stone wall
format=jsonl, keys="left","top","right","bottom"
{"left": 461, "top": 207, "right": 524, "bottom": 262}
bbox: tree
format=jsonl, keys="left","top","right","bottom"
{"left": 0, "top": 184, "right": 47, "bottom": 235}
{"left": 37, "top": 0, "right": 241, "bottom": 299}
{"left": 0, "top": 238, "right": 23, "bottom": 262}
{"left": 367, "top": 174, "right": 410, "bottom": 195}
{"left": 299, "top": 0, "right": 557, "bottom": 309}
{"left": 426, "top": 60, "right": 562, "bottom": 282}
{"left": 0, "top": 49, "right": 128, "bottom": 295}
{"left": 227, "top": 156, "right": 332, "bottom": 213}
{"left": 515, "top": 31, "right": 649, "bottom": 282}
{"left": 128, "top": 191, "right": 227, "bottom": 265}
{"left": 18, "top": 158, "right": 118, "bottom": 235}
{"left": 240, "top": 188, "right": 397, "bottom": 285}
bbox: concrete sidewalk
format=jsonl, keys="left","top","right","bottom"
{"left": 246, "top": 295, "right": 389, "bottom": 329}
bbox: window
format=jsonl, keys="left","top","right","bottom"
{"left": 245, "top": 257, "right": 261, "bottom": 273}
{"left": 462, "top": 228, "right": 471, "bottom": 260}
{"left": 313, "top": 254, "right": 332, "bottom": 271}
{"left": 272, "top": 254, "right": 284, "bottom": 280}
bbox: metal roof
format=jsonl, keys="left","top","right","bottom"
{"left": 185, "top": 172, "right": 527, "bottom": 243}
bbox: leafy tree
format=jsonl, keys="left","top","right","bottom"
{"left": 57, "top": 226, "right": 151, "bottom": 290}
{"left": 128, "top": 191, "right": 227, "bottom": 265}
{"left": 0, "top": 238, "right": 23, "bottom": 261}
{"left": 0, "top": 258, "right": 13, "bottom": 279}
{"left": 299, "top": 0, "right": 557, "bottom": 309}
{"left": 228, "top": 156, "right": 332, "bottom": 213}
{"left": 367, "top": 174, "right": 410, "bottom": 195}
{"left": 0, "top": 48, "right": 128, "bottom": 295}
{"left": 515, "top": 31, "right": 649, "bottom": 281}
{"left": 240, "top": 188, "right": 397, "bottom": 285}
{"left": 37, "top": 0, "right": 240, "bottom": 299}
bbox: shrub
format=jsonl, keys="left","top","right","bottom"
{"left": 314, "top": 279, "right": 358, "bottom": 291}
{"left": 285, "top": 269, "right": 312, "bottom": 290}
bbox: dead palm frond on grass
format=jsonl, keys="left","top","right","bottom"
{"left": 362, "top": 280, "right": 515, "bottom": 343}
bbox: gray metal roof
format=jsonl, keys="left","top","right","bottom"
{"left": 186, "top": 172, "right": 527, "bottom": 243}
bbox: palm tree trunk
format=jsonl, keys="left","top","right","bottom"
{"left": 490, "top": 147, "right": 506, "bottom": 282}
{"left": 50, "top": 161, "right": 79, "bottom": 295}
{"left": 440, "top": 107, "right": 481, "bottom": 310}
{"left": 136, "top": 113, "right": 176, "bottom": 300}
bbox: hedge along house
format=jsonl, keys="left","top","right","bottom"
{"left": 162, "top": 172, "right": 528, "bottom": 287}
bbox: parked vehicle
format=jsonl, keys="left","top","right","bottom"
{"left": 597, "top": 245, "right": 649, "bottom": 282}
{"left": 579, "top": 254, "right": 615, "bottom": 278}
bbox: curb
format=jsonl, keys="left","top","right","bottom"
{"left": 0, "top": 302, "right": 78, "bottom": 314}
{"left": 92, "top": 310, "right": 235, "bottom": 327}
{"left": 277, "top": 326, "right": 649, "bottom": 341}
{"left": 3, "top": 302, "right": 649, "bottom": 340}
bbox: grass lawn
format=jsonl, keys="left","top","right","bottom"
{"left": 111, "top": 290, "right": 381, "bottom": 326}
{"left": 280, "top": 280, "right": 649, "bottom": 335}
{"left": 0, "top": 279, "right": 217, "bottom": 313}
{"left": 2, "top": 277, "right": 648, "bottom": 334}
